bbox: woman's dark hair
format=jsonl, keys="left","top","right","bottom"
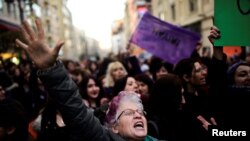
{"left": 149, "top": 56, "right": 173, "bottom": 80}
{"left": 174, "top": 58, "right": 197, "bottom": 79}
{"left": 88, "top": 61, "right": 99, "bottom": 73}
{"left": 122, "top": 56, "right": 142, "bottom": 76}
{"left": 149, "top": 74, "right": 182, "bottom": 116}
{"left": 97, "top": 57, "right": 114, "bottom": 79}
{"left": 112, "top": 75, "right": 130, "bottom": 97}
{"left": 79, "top": 75, "right": 104, "bottom": 107}
{"left": 135, "top": 73, "right": 154, "bottom": 95}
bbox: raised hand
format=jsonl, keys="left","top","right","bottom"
{"left": 208, "top": 26, "right": 223, "bottom": 60}
{"left": 208, "top": 26, "right": 221, "bottom": 45}
{"left": 16, "top": 18, "right": 64, "bottom": 69}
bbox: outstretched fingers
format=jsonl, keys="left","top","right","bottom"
{"left": 22, "top": 20, "right": 36, "bottom": 41}
{"left": 15, "top": 39, "right": 28, "bottom": 50}
{"left": 53, "top": 40, "right": 64, "bottom": 56}
{"left": 20, "top": 25, "right": 31, "bottom": 42}
{"left": 35, "top": 18, "right": 45, "bottom": 39}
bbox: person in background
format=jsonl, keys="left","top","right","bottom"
{"left": 147, "top": 74, "right": 184, "bottom": 141}
{"left": 245, "top": 53, "right": 250, "bottom": 64}
{"left": 112, "top": 75, "right": 139, "bottom": 97}
{"left": 103, "top": 61, "right": 128, "bottom": 97}
{"left": 88, "top": 61, "right": 99, "bottom": 78}
{"left": 208, "top": 26, "right": 250, "bottom": 132}
{"left": 149, "top": 56, "right": 173, "bottom": 81}
{"left": 174, "top": 57, "right": 215, "bottom": 141}
{"left": 79, "top": 75, "right": 106, "bottom": 110}
{"left": 134, "top": 74, "right": 154, "bottom": 113}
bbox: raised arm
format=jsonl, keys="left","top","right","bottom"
{"left": 208, "top": 26, "right": 224, "bottom": 60}
{"left": 16, "top": 18, "right": 109, "bottom": 141}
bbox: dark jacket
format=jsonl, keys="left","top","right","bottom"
{"left": 38, "top": 61, "right": 159, "bottom": 141}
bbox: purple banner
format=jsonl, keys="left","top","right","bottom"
{"left": 130, "top": 13, "right": 201, "bottom": 64}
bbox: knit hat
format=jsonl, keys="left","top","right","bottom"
{"left": 227, "top": 61, "right": 250, "bottom": 85}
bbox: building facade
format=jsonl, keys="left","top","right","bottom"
{"left": 0, "top": 0, "right": 25, "bottom": 55}
{"left": 151, "top": 0, "right": 214, "bottom": 55}
{"left": 0, "top": 0, "right": 85, "bottom": 61}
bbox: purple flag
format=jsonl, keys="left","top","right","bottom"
{"left": 130, "top": 13, "right": 201, "bottom": 64}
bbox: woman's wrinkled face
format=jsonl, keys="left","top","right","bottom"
{"left": 234, "top": 65, "right": 250, "bottom": 86}
{"left": 87, "top": 79, "right": 100, "bottom": 99}
{"left": 190, "top": 62, "right": 207, "bottom": 86}
{"left": 114, "top": 101, "right": 147, "bottom": 140}
{"left": 124, "top": 77, "right": 139, "bottom": 93}
{"left": 137, "top": 81, "right": 149, "bottom": 96}
{"left": 112, "top": 67, "right": 126, "bottom": 81}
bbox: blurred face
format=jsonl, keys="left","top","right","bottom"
{"left": 137, "top": 81, "right": 149, "bottom": 95}
{"left": 67, "top": 62, "right": 75, "bottom": 72}
{"left": 112, "top": 66, "right": 126, "bottom": 81}
{"left": 234, "top": 65, "right": 250, "bottom": 86}
{"left": 0, "top": 86, "right": 6, "bottom": 100}
{"left": 87, "top": 79, "right": 100, "bottom": 99}
{"left": 114, "top": 101, "right": 147, "bottom": 140}
{"left": 190, "top": 62, "right": 207, "bottom": 86}
{"left": 156, "top": 66, "right": 168, "bottom": 80}
{"left": 22, "top": 64, "right": 31, "bottom": 75}
{"left": 14, "top": 67, "right": 21, "bottom": 77}
{"left": 124, "top": 77, "right": 139, "bottom": 93}
{"left": 245, "top": 55, "right": 250, "bottom": 64}
{"left": 69, "top": 73, "right": 82, "bottom": 85}
{"left": 90, "top": 63, "right": 97, "bottom": 71}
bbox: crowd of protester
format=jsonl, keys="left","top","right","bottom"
{"left": 0, "top": 18, "right": 250, "bottom": 141}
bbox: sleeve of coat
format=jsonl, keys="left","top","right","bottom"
{"left": 38, "top": 61, "right": 110, "bottom": 141}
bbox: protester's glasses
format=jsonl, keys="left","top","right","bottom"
{"left": 116, "top": 109, "right": 146, "bottom": 121}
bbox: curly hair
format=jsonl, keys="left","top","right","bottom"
{"left": 104, "top": 91, "right": 143, "bottom": 128}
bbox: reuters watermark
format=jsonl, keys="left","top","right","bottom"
{"left": 212, "top": 129, "right": 246, "bottom": 137}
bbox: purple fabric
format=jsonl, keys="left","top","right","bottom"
{"left": 130, "top": 13, "right": 201, "bottom": 64}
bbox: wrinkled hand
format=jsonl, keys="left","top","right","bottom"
{"left": 197, "top": 115, "right": 217, "bottom": 131}
{"left": 208, "top": 26, "right": 221, "bottom": 45}
{"left": 15, "top": 18, "right": 64, "bottom": 69}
